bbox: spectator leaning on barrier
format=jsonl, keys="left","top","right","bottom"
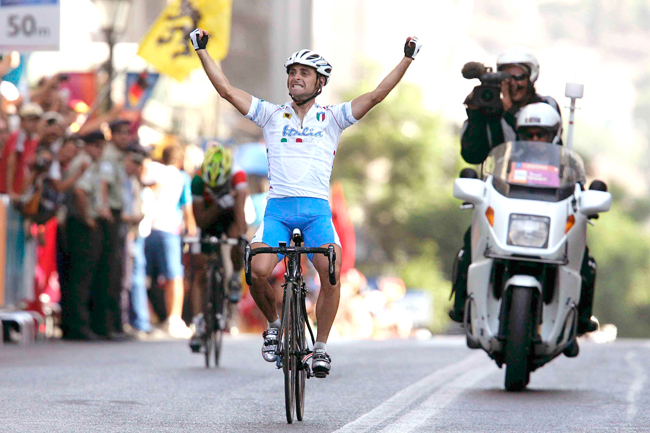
{"left": 61, "top": 131, "right": 106, "bottom": 341}
{"left": 1, "top": 103, "right": 43, "bottom": 198}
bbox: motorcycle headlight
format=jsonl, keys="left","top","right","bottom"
{"left": 507, "top": 214, "right": 550, "bottom": 248}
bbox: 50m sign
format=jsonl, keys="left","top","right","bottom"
{"left": 0, "top": 0, "right": 60, "bottom": 51}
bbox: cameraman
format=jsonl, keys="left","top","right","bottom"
{"left": 450, "top": 47, "right": 562, "bottom": 323}
{"left": 460, "top": 46, "right": 561, "bottom": 164}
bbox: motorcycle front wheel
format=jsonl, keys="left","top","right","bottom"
{"left": 504, "top": 287, "right": 534, "bottom": 391}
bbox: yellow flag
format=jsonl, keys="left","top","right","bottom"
{"left": 137, "top": 0, "right": 232, "bottom": 81}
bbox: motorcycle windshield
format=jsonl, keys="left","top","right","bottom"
{"left": 483, "top": 141, "right": 586, "bottom": 202}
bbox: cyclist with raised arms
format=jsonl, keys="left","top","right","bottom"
{"left": 190, "top": 28, "right": 421, "bottom": 377}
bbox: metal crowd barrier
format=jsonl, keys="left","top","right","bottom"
{"left": 0, "top": 194, "right": 38, "bottom": 345}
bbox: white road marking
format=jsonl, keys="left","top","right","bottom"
{"left": 332, "top": 352, "right": 493, "bottom": 433}
{"left": 625, "top": 351, "right": 647, "bottom": 420}
{"left": 379, "top": 364, "right": 496, "bottom": 433}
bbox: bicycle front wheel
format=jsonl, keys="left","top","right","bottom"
{"left": 213, "top": 280, "right": 227, "bottom": 366}
{"left": 282, "top": 282, "right": 295, "bottom": 424}
{"left": 204, "top": 267, "right": 215, "bottom": 368}
{"left": 294, "top": 292, "right": 307, "bottom": 421}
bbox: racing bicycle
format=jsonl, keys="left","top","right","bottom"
{"left": 245, "top": 229, "right": 336, "bottom": 424}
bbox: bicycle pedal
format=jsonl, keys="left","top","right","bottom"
{"left": 301, "top": 353, "right": 313, "bottom": 378}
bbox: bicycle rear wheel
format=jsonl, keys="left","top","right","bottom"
{"left": 294, "top": 291, "right": 307, "bottom": 421}
{"left": 282, "top": 282, "right": 295, "bottom": 424}
{"left": 204, "top": 268, "right": 215, "bottom": 368}
{"left": 213, "top": 278, "right": 226, "bottom": 367}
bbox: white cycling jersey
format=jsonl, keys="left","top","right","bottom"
{"left": 245, "top": 96, "right": 358, "bottom": 200}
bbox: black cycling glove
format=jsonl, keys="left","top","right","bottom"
{"left": 404, "top": 36, "right": 422, "bottom": 59}
{"left": 189, "top": 28, "right": 209, "bottom": 50}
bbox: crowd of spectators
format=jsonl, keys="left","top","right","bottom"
{"left": 0, "top": 73, "right": 200, "bottom": 341}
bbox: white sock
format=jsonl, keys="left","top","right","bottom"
{"left": 268, "top": 319, "right": 281, "bottom": 329}
{"left": 314, "top": 342, "right": 326, "bottom": 351}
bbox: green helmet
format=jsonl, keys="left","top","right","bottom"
{"left": 202, "top": 145, "right": 233, "bottom": 189}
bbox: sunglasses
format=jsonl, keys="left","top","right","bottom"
{"left": 522, "top": 130, "right": 551, "bottom": 140}
{"left": 510, "top": 74, "right": 529, "bottom": 82}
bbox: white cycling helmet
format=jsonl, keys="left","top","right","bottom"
{"left": 516, "top": 102, "right": 562, "bottom": 144}
{"left": 497, "top": 46, "right": 540, "bottom": 83}
{"left": 284, "top": 49, "right": 332, "bottom": 85}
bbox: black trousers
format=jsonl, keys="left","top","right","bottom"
{"left": 56, "top": 222, "right": 70, "bottom": 300}
{"left": 91, "top": 210, "right": 126, "bottom": 336}
{"left": 61, "top": 216, "right": 103, "bottom": 337}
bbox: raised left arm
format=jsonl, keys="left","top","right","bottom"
{"left": 351, "top": 37, "right": 421, "bottom": 121}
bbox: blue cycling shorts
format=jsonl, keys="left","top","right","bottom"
{"left": 251, "top": 197, "right": 340, "bottom": 262}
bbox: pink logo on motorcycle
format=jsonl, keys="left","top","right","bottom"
{"left": 508, "top": 162, "right": 560, "bottom": 187}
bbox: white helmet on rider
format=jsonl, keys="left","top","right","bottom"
{"left": 497, "top": 46, "right": 540, "bottom": 83}
{"left": 284, "top": 49, "right": 332, "bottom": 85}
{"left": 516, "top": 102, "right": 562, "bottom": 144}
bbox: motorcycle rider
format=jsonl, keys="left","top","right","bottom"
{"left": 451, "top": 101, "right": 599, "bottom": 334}
{"left": 516, "top": 102, "right": 562, "bottom": 144}
{"left": 450, "top": 47, "right": 562, "bottom": 322}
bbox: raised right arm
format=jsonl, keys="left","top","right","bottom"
{"left": 192, "top": 29, "right": 252, "bottom": 116}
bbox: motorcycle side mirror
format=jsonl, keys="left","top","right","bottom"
{"left": 579, "top": 190, "right": 612, "bottom": 216}
{"left": 459, "top": 168, "right": 479, "bottom": 179}
{"left": 453, "top": 178, "right": 485, "bottom": 205}
{"left": 589, "top": 180, "right": 608, "bottom": 192}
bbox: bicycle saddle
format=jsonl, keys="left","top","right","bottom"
{"left": 292, "top": 228, "right": 304, "bottom": 246}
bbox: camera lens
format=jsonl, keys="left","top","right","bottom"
{"left": 480, "top": 89, "right": 495, "bottom": 102}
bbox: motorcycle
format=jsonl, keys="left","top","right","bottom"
{"left": 452, "top": 84, "right": 612, "bottom": 391}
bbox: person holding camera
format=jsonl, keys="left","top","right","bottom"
{"left": 17, "top": 146, "right": 62, "bottom": 224}
{"left": 460, "top": 46, "right": 561, "bottom": 164}
{"left": 450, "top": 47, "right": 562, "bottom": 323}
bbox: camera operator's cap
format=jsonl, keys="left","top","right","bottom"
{"left": 81, "top": 130, "right": 106, "bottom": 145}
{"left": 42, "top": 111, "right": 65, "bottom": 126}
{"left": 19, "top": 103, "right": 44, "bottom": 119}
